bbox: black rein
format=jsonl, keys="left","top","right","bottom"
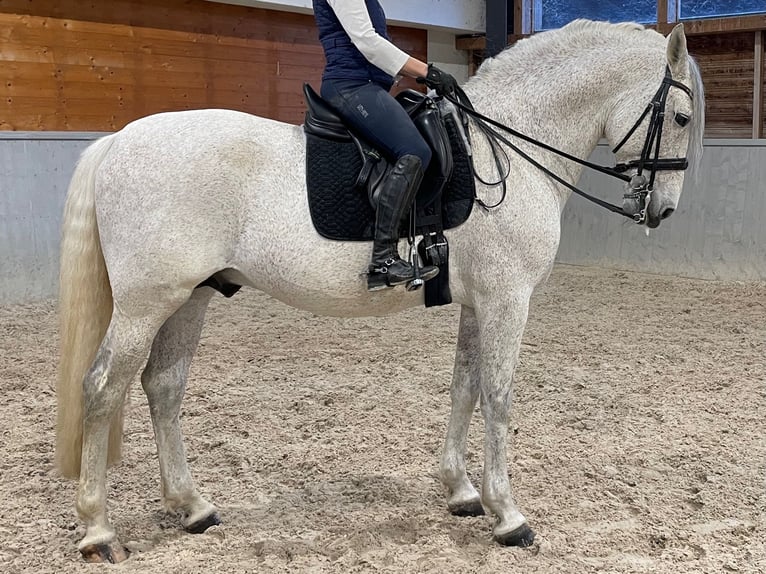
{"left": 444, "top": 66, "right": 694, "bottom": 222}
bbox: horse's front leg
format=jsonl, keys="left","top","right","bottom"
{"left": 476, "top": 293, "right": 536, "bottom": 547}
{"left": 440, "top": 305, "right": 484, "bottom": 516}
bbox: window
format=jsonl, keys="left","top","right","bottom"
{"left": 536, "top": 0, "right": 657, "bottom": 31}
{"left": 533, "top": 0, "right": 766, "bottom": 31}
{"left": 679, "top": 0, "right": 766, "bottom": 20}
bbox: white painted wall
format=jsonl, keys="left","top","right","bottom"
{"left": 204, "top": 0, "right": 486, "bottom": 33}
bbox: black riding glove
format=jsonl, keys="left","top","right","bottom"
{"left": 417, "top": 64, "right": 458, "bottom": 97}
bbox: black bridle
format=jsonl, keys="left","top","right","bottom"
{"left": 444, "top": 66, "right": 694, "bottom": 223}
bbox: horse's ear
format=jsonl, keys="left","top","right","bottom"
{"left": 666, "top": 23, "right": 688, "bottom": 78}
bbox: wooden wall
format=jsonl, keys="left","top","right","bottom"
{"left": 460, "top": 23, "right": 766, "bottom": 139}
{"left": 0, "top": 0, "right": 427, "bottom": 131}
{"left": 687, "top": 33, "right": 765, "bottom": 139}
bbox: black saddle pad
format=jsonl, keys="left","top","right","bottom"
{"left": 305, "top": 107, "right": 475, "bottom": 241}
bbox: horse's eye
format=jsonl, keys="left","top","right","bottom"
{"left": 674, "top": 112, "right": 690, "bottom": 127}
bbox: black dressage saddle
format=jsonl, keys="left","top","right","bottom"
{"left": 197, "top": 86, "right": 476, "bottom": 307}
{"left": 302, "top": 84, "right": 476, "bottom": 306}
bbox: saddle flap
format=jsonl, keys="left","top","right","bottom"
{"left": 303, "top": 83, "right": 352, "bottom": 141}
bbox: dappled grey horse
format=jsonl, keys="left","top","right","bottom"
{"left": 55, "top": 20, "right": 703, "bottom": 562}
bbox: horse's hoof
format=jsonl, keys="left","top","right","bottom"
{"left": 80, "top": 541, "right": 130, "bottom": 564}
{"left": 185, "top": 511, "right": 221, "bottom": 534}
{"left": 449, "top": 500, "right": 485, "bottom": 517}
{"left": 494, "top": 523, "right": 536, "bottom": 547}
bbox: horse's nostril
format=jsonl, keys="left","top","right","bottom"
{"left": 660, "top": 207, "right": 675, "bottom": 220}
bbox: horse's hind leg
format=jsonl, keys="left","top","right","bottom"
{"left": 140, "top": 287, "right": 219, "bottom": 533}
{"left": 440, "top": 305, "right": 484, "bottom": 517}
{"left": 77, "top": 304, "right": 176, "bottom": 563}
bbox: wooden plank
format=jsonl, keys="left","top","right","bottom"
{"left": 754, "top": 31, "right": 764, "bottom": 138}
{"left": 686, "top": 33, "right": 756, "bottom": 138}
{"left": 456, "top": 35, "right": 488, "bottom": 51}
{"left": 0, "top": 62, "right": 327, "bottom": 102}
{"left": 0, "top": 0, "right": 426, "bottom": 131}
{"left": 513, "top": 0, "right": 532, "bottom": 36}
{"left": 0, "top": 19, "right": 325, "bottom": 67}
{"left": 681, "top": 14, "right": 766, "bottom": 36}
{"left": 1, "top": 14, "right": 328, "bottom": 55}
{"left": 0, "top": 0, "right": 322, "bottom": 41}
{"left": 658, "top": 0, "right": 669, "bottom": 25}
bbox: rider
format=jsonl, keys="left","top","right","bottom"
{"left": 312, "top": 0, "right": 459, "bottom": 290}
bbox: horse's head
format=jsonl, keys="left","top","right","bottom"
{"left": 605, "top": 24, "right": 705, "bottom": 228}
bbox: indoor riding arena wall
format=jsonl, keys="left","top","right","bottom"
{"left": 0, "top": 0, "right": 426, "bottom": 304}
{"left": 2, "top": 135, "right": 764, "bottom": 304}
{"left": 557, "top": 140, "right": 766, "bottom": 282}
{"left": 0, "top": 0, "right": 426, "bottom": 130}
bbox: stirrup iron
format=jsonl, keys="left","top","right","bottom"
{"left": 405, "top": 244, "right": 424, "bottom": 292}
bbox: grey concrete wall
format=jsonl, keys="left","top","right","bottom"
{"left": 0, "top": 133, "right": 104, "bottom": 304}
{"left": 559, "top": 140, "right": 766, "bottom": 281}
{"left": 0, "top": 135, "right": 763, "bottom": 305}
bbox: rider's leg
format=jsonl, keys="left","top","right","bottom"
{"left": 321, "top": 80, "right": 438, "bottom": 288}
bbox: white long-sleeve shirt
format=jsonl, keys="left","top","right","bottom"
{"left": 327, "top": 0, "right": 410, "bottom": 77}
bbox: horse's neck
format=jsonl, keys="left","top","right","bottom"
{"left": 464, "top": 52, "right": 620, "bottom": 186}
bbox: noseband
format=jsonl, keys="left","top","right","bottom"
{"left": 445, "top": 66, "right": 694, "bottom": 223}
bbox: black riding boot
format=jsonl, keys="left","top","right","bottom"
{"left": 367, "top": 154, "right": 439, "bottom": 291}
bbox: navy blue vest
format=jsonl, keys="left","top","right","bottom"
{"left": 313, "top": 0, "right": 395, "bottom": 88}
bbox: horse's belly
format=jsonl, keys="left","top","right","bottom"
{"left": 232, "top": 235, "right": 428, "bottom": 318}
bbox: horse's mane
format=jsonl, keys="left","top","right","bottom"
{"left": 474, "top": 20, "right": 662, "bottom": 81}
{"left": 470, "top": 19, "right": 705, "bottom": 179}
{"left": 505, "top": 19, "right": 661, "bottom": 60}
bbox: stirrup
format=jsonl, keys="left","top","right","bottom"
{"left": 406, "top": 265, "right": 439, "bottom": 291}
{"left": 405, "top": 241, "right": 438, "bottom": 291}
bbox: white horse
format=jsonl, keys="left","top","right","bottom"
{"left": 55, "top": 20, "right": 704, "bottom": 562}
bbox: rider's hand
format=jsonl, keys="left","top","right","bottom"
{"left": 417, "top": 64, "right": 459, "bottom": 97}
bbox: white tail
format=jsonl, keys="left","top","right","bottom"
{"left": 55, "top": 135, "right": 123, "bottom": 479}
